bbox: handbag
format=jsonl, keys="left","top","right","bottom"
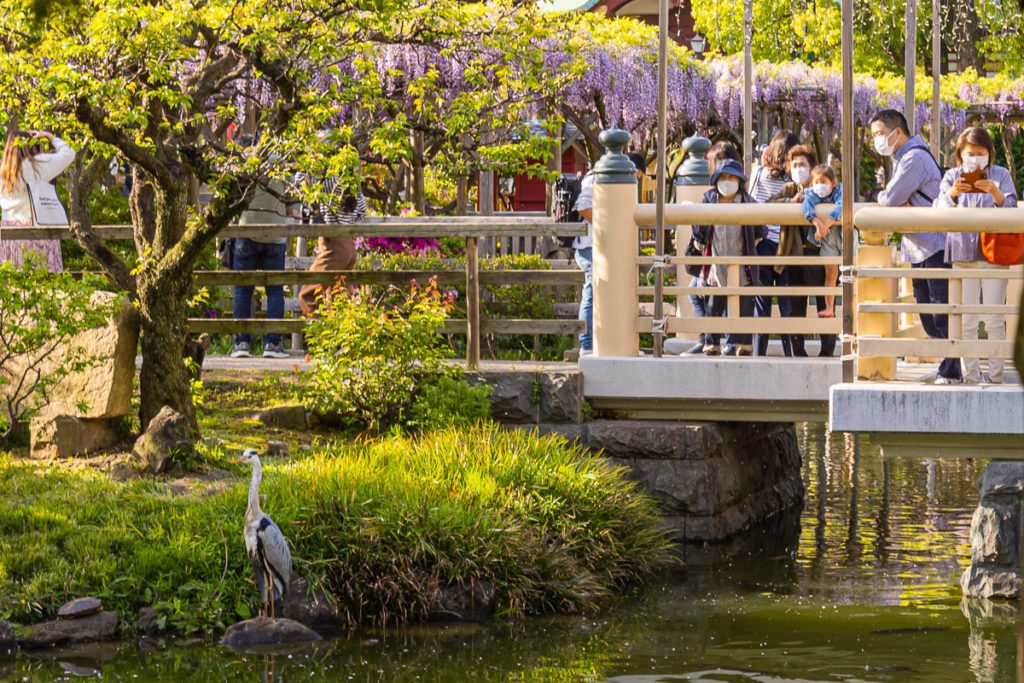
{"left": 683, "top": 234, "right": 704, "bottom": 278}
{"left": 26, "top": 181, "right": 70, "bottom": 226}
{"left": 980, "top": 232, "right": 1024, "bottom": 266}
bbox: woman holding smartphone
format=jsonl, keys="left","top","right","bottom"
{"left": 935, "top": 126, "right": 1018, "bottom": 384}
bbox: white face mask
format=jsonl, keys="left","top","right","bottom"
{"left": 873, "top": 129, "right": 897, "bottom": 157}
{"left": 962, "top": 154, "right": 989, "bottom": 172}
{"left": 717, "top": 179, "right": 739, "bottom": 197}
{"left": 812, "top": 183, "right": 833, "bottom": 198}
{"left": 791, "top": 166, "right": 810, "bottom": 186}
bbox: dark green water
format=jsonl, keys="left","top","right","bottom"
{"left": 6, "top": 425, "right": 1019, "bottom": 682}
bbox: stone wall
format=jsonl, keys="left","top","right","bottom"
{"left": 467, "top": 368, "right": 804, "bottom": 543}
{"left": 587, "top": 420, "right": 804, "bottom": 542}
{"left": 961, "top": 461, "right": 1024, "bottom": 599}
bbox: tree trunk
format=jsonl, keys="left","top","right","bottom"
{"left": 137, "top": 269, "right": 197, "bottom": 435}
{"left": 947, "top": 0, "right": 985, "bottom": 73}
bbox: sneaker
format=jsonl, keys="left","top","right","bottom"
{"left": 230, "top": 342, "right": 251, "bottom": 358}
{"left": 703, "top": 345, "right": 721, "bottom": 356}
{"left": 580, "top": 348, "right": 594, "bottom": 357}
{"left": 735, "top": 345, "right": 753, "bottom": 357}
{"left": 722, "top": 346, "right": 738, "bottom": 356}
{"left": 262, "top": 342, "right": 289, "bottom": 359}
{"left": 684, "top": 343, "right": 705, "bottom": 355}
{"left": 935, "top": 376, "right": 961, "bottom": 385}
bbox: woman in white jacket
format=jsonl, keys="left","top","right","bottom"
{"left": 0, "top": 129, "right": 76, "bottom": 271}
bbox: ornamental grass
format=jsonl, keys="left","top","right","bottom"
{"left": 0, "top": 424, "right": 673, "bottom": 636}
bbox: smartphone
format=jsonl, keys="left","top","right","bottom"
{"left": 961, "top": 167, "right": 988, "bottom": 192}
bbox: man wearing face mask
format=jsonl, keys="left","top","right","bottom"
{"left": 870, "top": 109, "right": 961, "bottom": 384}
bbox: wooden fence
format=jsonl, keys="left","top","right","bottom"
{"left": 1, "top": 217, "right": 586, "bottom": 369}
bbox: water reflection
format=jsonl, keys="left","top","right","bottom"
{"left": 6, "top": 424, "right": 1017, "bottom": 682}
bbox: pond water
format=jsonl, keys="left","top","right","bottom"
{"left": 6, "top": 424, "right": 1019, "bottom": 682}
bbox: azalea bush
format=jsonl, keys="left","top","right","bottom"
{"left": 300, "top": 277, "right": 461, "bottom": 433}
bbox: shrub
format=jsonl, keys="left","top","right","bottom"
{"left": 408, "top": 375, "right": 493, "bottom": 430}
{"left": 300, "top": 277, "right": 457, "bottom": 433}
{"left": 0, "top": 258, "right": 115, "bottom": 442}
{"left": 0, "top": 425, "right": 673, "bottom": 634}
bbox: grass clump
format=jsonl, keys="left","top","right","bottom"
{"left": 0, "top": 425, "right": 672, "bottom": 635}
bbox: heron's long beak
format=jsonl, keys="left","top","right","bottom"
{"left": 231, "top": 457, "right": 243, "bottom": 464}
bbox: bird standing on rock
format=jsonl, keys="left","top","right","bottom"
{"left": 233, "top": 448, "right": 291, "bottom": 619}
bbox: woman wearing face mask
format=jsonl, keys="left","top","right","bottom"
{"left": 768, "top": 145, "right": 834, "bottom": 357}
{"left": 936, "top": 126, "right": 1018, "bottom": 384}
{"left": 691, "top": 159, "right": 765, "bottom": 356}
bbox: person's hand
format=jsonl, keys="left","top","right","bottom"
{"left": 812, "top": 217, "right": 830, "bottom": 240}
{"left": 973, "top": 178, "right": 1005, "bottom": 205}
{"left": 29, "top": 130, "right": 54, "bottom": 142}
{"left": 789, "top": 191, "right": 804, "bottom": 203}
{"left": 950, "top": 177, "right": 973, "bottom": 198}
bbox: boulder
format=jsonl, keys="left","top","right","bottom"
{"left": 961, "top": 565, "right": 1022, "bottom": 600}
{"left": 30, "top": 417, "right": 119, "bottom": 460}
{"left": 135, "top": 607, "right": 162, "bottom": 635}
{"left": 266, "top": 441, "right": 290, "bottom": 457}
{"left": 219, "top": 617, "right": 322, "bottom": 647}
{"left": 17, "top": 611, "right": 118, "bottom": 649}
{"left": 57, "top": 597, "right": 103, "bottom": 619}
{"left": 539, "top": 373, "right": 583, "bottom": 424}
{"left": 132, "top": 407, "right": 194, "bottom": 474}
{"left": 970, "top": 504, "right": 1019, "bottom": 566}
{"left": 0, "top": 620, "right": 16, "bottom": 654}
{"left": 467, "top": 373, "right": 537, "bottom": 424}
{"left": 255, "top": 406, "right": 307, "bottom": 429}
{"left": 282, "top": 576, "right": 339, "bottom": 626}
{"left": 586, "top": 420, "right": 722, "bottom": 460}
{"left": 431, "top": 579, "right": 496, "bottom": 623}
{"left": 2, "top": 292, "right": 138, "bottom": 422}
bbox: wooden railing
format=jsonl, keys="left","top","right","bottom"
{"left": 0, "top": 217, "right": 585, "bottom": 369}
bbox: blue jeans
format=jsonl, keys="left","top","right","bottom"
{"left": 689, "top": 275, "right": 708, "bottom": 345}
{"left": 575, "top": 247, "right": 593, "bottom": 351}
{"left": 911, "top": 251, "right": 962, "bottom": 380}
{"left": 232, "top": 239, "right": 287, "bottom": 346}
{"left": 754, "top": 239, "right": 790, "bottom": 356}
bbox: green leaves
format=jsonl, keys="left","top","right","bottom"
{"left": 0, "top": 257, "right": 117, "bottom": 442}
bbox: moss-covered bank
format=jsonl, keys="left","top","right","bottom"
{"left": 0, "top": 424, "right": 673, "bottom": 637}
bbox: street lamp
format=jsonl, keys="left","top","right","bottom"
{"left": 690, "top": 34, "right": 706, "bottom": 56}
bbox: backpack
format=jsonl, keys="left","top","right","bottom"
{"left": 980, "top": 232, "right": 1024, "bottom": 266}
{"left": 554, "top": 175, "right": 583, "bottom": 249}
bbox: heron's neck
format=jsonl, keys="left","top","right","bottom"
{"left": 247, "top": 463, "right": 263, "bottom": 517}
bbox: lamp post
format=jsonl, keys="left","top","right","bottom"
{"left": 654, "top": 0, "right": 669, "bottom": 357}
{"left": 931, "top": 0, "right": 941, "bottom": 159}
{"left": 906, "top": 0, "right": 917, "bottom": 133}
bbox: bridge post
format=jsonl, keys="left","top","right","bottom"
{"left": 856, "top": 230, "right": 897, "bottom": 380}
{"left": 592, "top": 129, "right": 639, "bottom": 358}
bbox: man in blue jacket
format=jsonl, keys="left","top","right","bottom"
{"left": 870, "top": 109, "right": 962, "bottom": 384}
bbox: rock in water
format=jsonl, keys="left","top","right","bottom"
{"left": 431, "top": 580, "right": 496, "bottom": 623}
{"left": 131, "top": 406, "right": 194, "bottom": 474}
{"left": 219, "top": 617, "right": 322, "bottom": 647}
{"left": 282, "top": 576, "right": 339, "bottom": 626}
{"left": 17, "top": 611, "right": 118, "bottom": 649}
{"left": 57, "top": 597, "right": 103, "bottom": 619}
{"left": 0, "top": 620, "right": 16, "bottom": 653}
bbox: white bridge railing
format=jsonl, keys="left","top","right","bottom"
{"left": 592, "top": 188, "right": 1023, "bottom": 382}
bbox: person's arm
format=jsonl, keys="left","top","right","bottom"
{"left": 767, "top": 182, "right": 797, "bottom": 203}
{"left": 25, "top": 137, "right": 76, "bottom": 183}
{"left": 574, "top": 181, "right": 593, "bottom": 222}
{"left": 829, "top": 184, "right": 843, "bottom": 223}
{"left": 934, "top": 169, "right": 961, "bottom": 208}
{"left": 801, "top": 193, "right": 818, "bottom": 224}
{"left": 876, "top": 151, "right": 929, "bottom": 207}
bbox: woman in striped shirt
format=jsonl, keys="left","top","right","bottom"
{"left": 298, "top": 178, "right": 367, "bottom": 317}
{"left": 748, "top": 131, "right": 800, "bottom": 356}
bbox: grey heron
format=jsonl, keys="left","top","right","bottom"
{"left": 233, "top": 448, "right": 292, "bottom": 619}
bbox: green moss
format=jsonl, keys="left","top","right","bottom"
{"left": 0, "top": 425, "right": 672, "bottom": 636}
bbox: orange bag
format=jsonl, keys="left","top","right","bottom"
{"left": 980, "top": 232, "right": 1024, "bottom": 266}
